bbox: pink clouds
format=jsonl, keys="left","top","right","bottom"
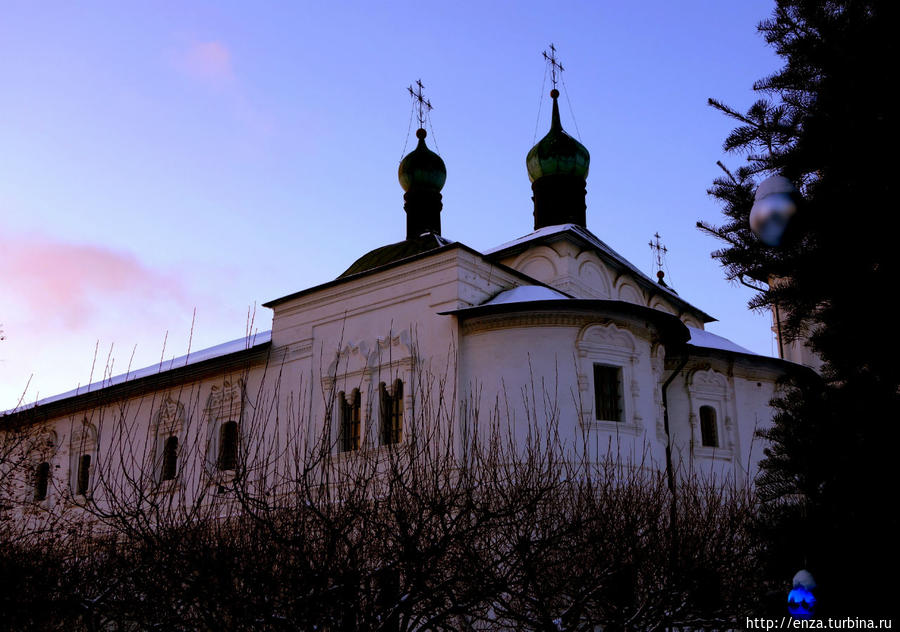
{"left": 0, "top": 234, "right": 189, "bottom": 331}
{"left": 180, "top": 41, "right": 235, "bottom": 84}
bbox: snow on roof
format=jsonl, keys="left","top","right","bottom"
{"left": 482, "top": 285, "right": 570, "bottom": 306}
{"left": 686, "top": 326, "right": 756, "bottom": 355}
{"left": 4, "top": 330, "right": 272, "bottom": 415}
{"left": 483, "top": 223, "right": 582, "bottom": 255}
{"left": 484, "top": 223, "right": 713, "bottom": 322}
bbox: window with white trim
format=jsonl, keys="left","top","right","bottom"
{"left": 152, "top": 396, "right": 184, "bottom": 485}
{"left": 686, "top": 368, "right": 733, "bottom": 458}
{"left": 204, "top": 380, "right": 244, "bottom": 479}
{"left": 70, "top": 422, "right": 97, "bottom": 498}
{"left": 576, "top": 323, "right": 642, "bottom": 433}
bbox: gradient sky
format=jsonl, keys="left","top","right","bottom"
{"left": 0, "top": 1, "right": 783, "bottom": 410}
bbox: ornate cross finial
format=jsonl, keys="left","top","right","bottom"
{"left": 408, "top": 79, "right": 433, "bottom": 128}
{"left": 649, "top": 232, "right": 668, "bottom": 269}
{"left": 649, "top": 232, "right": 670, "bottom": 285}
{"left": 542, "top": 43, "right": 565, "bottom": 91}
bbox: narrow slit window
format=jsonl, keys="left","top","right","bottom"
{"left": 593, "top": 365, "right": 622, "bottom": 422}
{"left": 218, "top": 421, "right": 239, "bottom": 471}
{"left": 380, "top": 380, "right": 403, "bottom": 445}
{"left": 34, "top": 462, "right": 51, "bottom": 501}
{"left": 76, "top": 454, "right": 91, "bottom": 496}
{"left": 340, "top": 390, "right": 361, "bottom": 452}
{"left": 161, "top": 436, "right": 179, "bottom": 481}
{"left": 700, "top": 406, "right": 719, "bottom": 447}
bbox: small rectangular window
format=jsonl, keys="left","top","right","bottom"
{"left": 380, "top": 380, "right": 403, "bottom": 445}
{"left": 76, "top": 454, "right": 91, "bottom": 496}
{"left": 340, "top": 391, "right": 361, "bottom": 452}
{"left": 218, "top": 421, "right": 239, "bottom": 471}
{"left": 593, "top": 365, "right": 622, "bottom": 422}
{"left": 161, "top": 436, "right": 179, "bottom": 481}
{"left": 34, "top": 462, "right": 51, "bottom": 501}
{"left": 700, "top": 406, "right": 719, "bottom": 448}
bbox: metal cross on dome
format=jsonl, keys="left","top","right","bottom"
{"left": 543, "top": 43, "right": 565, "bottom": 91}
{"left": 649, "top": 232, "right": 669, "bottom": 271}
{"left": 408, "top": 79, "right": 433, "bottom": 128}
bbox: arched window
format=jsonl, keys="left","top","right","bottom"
{"left": 700, "top": 405, "right": 718, "bottom": 448}
{"left": 161, "top": 436, "right": 178, "bottom": 481}
{"left": 380, "top": 380, "right": 403, "bottom": 446}
{"left": 218, "top": 421, "right": 239, "bottom": 471}
{"left": 33, "top": 462, "right": 51, "bottom": 501}
{"left": 340, "top": 390, "right": 361, "bottom": 452}
{"left": 76, "top": 454, "right": 91, "bottom": 496}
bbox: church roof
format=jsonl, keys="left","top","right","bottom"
{"left": 338, "top": 232, "right": 451, "bottom": 278}
{"left": 484, "top": 223, "right": 715, "bottom": 323}
{"left": 2, "top": 331, "right": 272, "bottom": 421}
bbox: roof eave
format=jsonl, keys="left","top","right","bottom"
{"left": 1, "top": 341, "right": 272, "bottom": 428}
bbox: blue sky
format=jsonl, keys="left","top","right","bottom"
{"left": 0, "top": 1, "right": 782, "bottom": 409}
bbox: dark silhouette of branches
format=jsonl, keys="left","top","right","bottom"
{"left": 1, "top": 335, "right": 764, "bottom": 630}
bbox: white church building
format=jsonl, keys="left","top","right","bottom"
{"left": 1, "top": 86, "right": 796, "bottom": 512}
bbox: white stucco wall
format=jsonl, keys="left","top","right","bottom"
{"left": 3, "top": 244, "right": 786, "bottom": 522}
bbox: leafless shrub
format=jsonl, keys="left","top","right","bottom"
{"left": 0, "top": 334, "right": 765, "bottom": 630}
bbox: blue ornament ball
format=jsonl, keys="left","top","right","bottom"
{"left": 788, "top": 586, "right": 815, "bottom": 618}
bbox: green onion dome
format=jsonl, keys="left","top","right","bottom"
{"left": 398, "top": 128, "right": 446, "bottom": 192}
{"left": 526, "top": 89, "right": 589, "bottom": 183}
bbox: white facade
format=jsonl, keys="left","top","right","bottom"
{"left": 2, "top": 86, "right": 804, "bottom": 514}
{"left": 1, "top": 216, "right": 794, "bottom": 517}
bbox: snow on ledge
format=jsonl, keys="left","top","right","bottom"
{"left": 482, "top": 285, "right": 570, "bottom": 306}
{"left": 687, "top": 326, "right": 756, "bottom": 355}
{"left": 483, "top": 224, "right": 577, "bottom": 255}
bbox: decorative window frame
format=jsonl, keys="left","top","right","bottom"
{"left": 28, "top": 430, "right": 58, "bottom": 507}
{"left": 576, "top": 323, "right": 643, "bottom": 436}
{"left": 204, "top": 379, "right": 245, "bottom": 484}
{"left": 151, "top": 395, "right": 185, "bottom": 490}
{"left": 685, "top": 368, "right": 734, "bottom": 461}
{"left": 69, "top": 421, "right": 98, "bottom": 499}
{"left": 325, "top": 341, "right": 373, "bottom": 453}
{"left": 323, "top": 331, "right": 416, "bottom": 452}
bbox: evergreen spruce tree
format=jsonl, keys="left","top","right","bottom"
{"left": 700, "top": 0, "right": 899, "bottom": 617}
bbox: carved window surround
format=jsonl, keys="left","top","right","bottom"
{"left": 152, "top": 395, "right": 185, "bottom": 487}
{"left": 685, "top": 368, "right": 735, "bottom": 461}
{"left": 69, "top": 421, "right": 97, "bottom": 499}
{"left": 204, "top": 379, "right": 244, "bottom": 483}
{"left": 323, "top": 331, "right": 416, "bottom": 450}
{"left": 576, "top": 322, "right": 643, "bottom": 436}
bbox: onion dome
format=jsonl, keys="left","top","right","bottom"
{"left": 399, "top": 128, "right": 446, "bottom": 192}
{"left": 398, "top": 128, "right": 446, "bottom": 239}
{"left": 526, "top": 89, "right": 590, "bottom": 230}
{"left": 527, "top": 89, "right": 590, "bottom": 182}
